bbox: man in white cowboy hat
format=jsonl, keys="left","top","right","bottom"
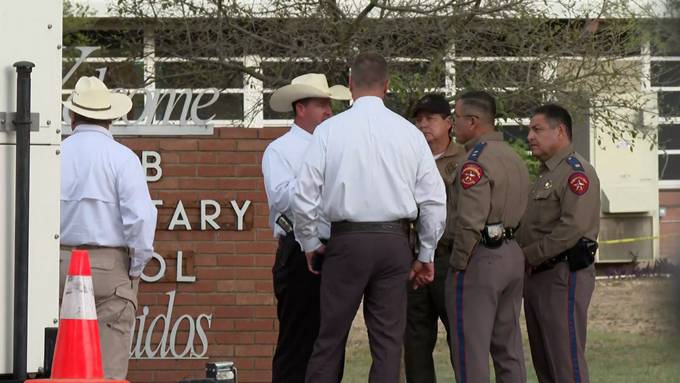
{"left": 60, "top": 76, "right": 157, "bottom": 379}
{"left": 261, "top": 73, "right": 350, "bottom": 382}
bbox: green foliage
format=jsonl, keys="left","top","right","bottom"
{"left": 63, "top": 0, "right": 97, "bottom": 47}
{"left": 508, "top": 139, "right": 541, "bottom": 181}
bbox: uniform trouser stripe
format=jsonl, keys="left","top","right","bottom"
{"left": 456, "top": 271, "right": 466, "bottom": 383}
{"left": 568, "top": 271, "right": 581, "bottom": 383}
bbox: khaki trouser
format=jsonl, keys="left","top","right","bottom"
{"left": 59, "top": 247, "right": 138, "bottom": 380}
{"left": 524, "top": 262, "right": 595, "bottom": 383}
{"left": 444, "top": 240, "right": 527, "bottom": 383}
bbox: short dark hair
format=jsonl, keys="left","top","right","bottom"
{"left": 292, "top": 98, "right": 312, "bottom": 116}
{"left": 71, "top": 112, "right": 112, "bottom": 126}
{"left": 533, "top": 103, "right": 573, "bottom": 140}
{"left": 350, "top": 52, "right": 388, "bottom": 89}
{"left": 457, "top": 91, "right": 496, "bottom": 122}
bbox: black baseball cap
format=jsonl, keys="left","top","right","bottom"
{"left": 411, "top": 93, "right": 451, "bottom": 118}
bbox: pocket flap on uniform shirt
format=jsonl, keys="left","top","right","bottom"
{"left": 89, "top": 256, "right": 115, "bottom": 271}
{"left": 533, "top": 188, "right": 554, "bottom": 200}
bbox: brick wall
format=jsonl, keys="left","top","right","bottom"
{"left": 118, "top": 127, "right": 288, "bottom": 383}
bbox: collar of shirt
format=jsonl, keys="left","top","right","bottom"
{"left": 464, "top": 130, "right": 503, "bottom": 151}
{"left": 290, "top": 122, "right": 313, "bottom": 142}
{"left": 440, "top": 141, "right": 464, "bottom": 159}
{"left": 351, "top": 95, "right": 385, "bottom": 110}
{"left": 72, "top": 124, "right": 114, "bottom": 139}
{"left": 543, "top": 144, "right": 575, "bottom": 172}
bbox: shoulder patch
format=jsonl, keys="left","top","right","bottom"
{"left": 568, "top": 172, "right": 590, "bottom": 195}
{"left": 467, "top": 142, "right": 487, "bottom": 162}
{"left": 460, "top": 162, "right": 484, "bottom": 189}
{"left": 566, "top": 155, "right": 584, "bottom": 172}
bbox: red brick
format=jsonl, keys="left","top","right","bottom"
{"left": 195, "top": 242, "right": 234, "bottom": 253}
{"left": 161, "top": 152, "right": 180, "bottom": 163}
{"left": 214, "top": 332, "right": 254, "bottom": 344}
{"left": 231, "top": 268, "right": 271, "bottom": 280}
{"left": 253, "top": 306, "right": 277, "bottom": 319}
{"left": 236, "top": 294, "right": 274, "bottom": 305}
{"left": 215, "top": 230, "right": 256, "bottom": 241}
{"left": 178, "top": 178, "right": 220, "bottom": 189}
{"left": 237, "top": 139, "right": 270, "bottom": 152}
{"left": 235, "top": 165, "right": 263, "bottom": 177}
{"left": 254, "top": 255, "right": 275, "bottom": 267}
{"left": 162, "top": 164, "right": 197, "bottom": 177}
{"left": 217, "top": 178, "right": 262, "bottom": 190}
{"left": 234, "top": 344, "right": 274, "bottom": 356}
{"left": 254, "top": 356, "right": 275, "bottom": 369}
{"left": 119, "top": 138, "right": 160, "bottom": 151}
{"left": 216, "top": 255, "right": 256, "bottom": 266}
{"left": 217, "top": 280, "right": 256, "bottom": 292}
{"left": 160, "top": 139, "right": 198, "bottom": 151}
{"left": 258, "top": 127, "right": 288, "bottom": 139}
{"left": 197, "top": 165, "right": 236, "bottom": 177}
{"left": 194, "top": 254, "right": 217, "bottom": 266}
{"left": 179, "top": 152, "right": 217, "bottom": 164}
{"left": 239, "top": 369, "right": 273, "bottom": 383}
{"left": 214, "top": 306, "right": 254, "bottom": 319}
{"left": 235, "top": 242, "right": 276, "bottom": 254}
{"left": 218, "top": 128, "right": 259, "bottom": 138}
{"left": 237, "top": 191, "right": 268, "bottom": 202}
{"left": 198, "top": 139, "right": 237, "bottom": 151}
{"left": 254, "top": 281, "right": 273, "bottom": 293}
{"left": 216, "top": 152, "right": 260, "bottom": 164}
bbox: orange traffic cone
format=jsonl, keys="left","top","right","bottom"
{"left": 29, "top": 249, "right": 128, "bottom": 382}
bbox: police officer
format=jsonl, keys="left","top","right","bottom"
{"left": 444, "top": 90, "right": 529, "bottom": 383}
{"left": 405, "top": 93, "right": 465, "bottom": 382}
{"left": 518, "top": 104, "right": 600, "bottom": 383}
{"left": 262, "top": 73, "right": 350, "bottom": 382}
{"left": 60, "top": 76, "right": 158, "bottom": 379}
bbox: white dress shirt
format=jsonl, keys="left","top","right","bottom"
{"left": 60, "top": 125, "right": 158, "bottom": 277}
{"left": 293, "top": 96, "right": 447, "bottom": 262}
{"left": 262, "top": 123, "right": 331, "bottom": 239}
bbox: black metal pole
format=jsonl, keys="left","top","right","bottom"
{"left": 12, "top": 61, "right": 34, "bottom": 383}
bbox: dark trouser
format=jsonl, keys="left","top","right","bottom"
{"left": 272, "top": 233, "right": 322, "bottom": 383}
{"left": 445, "top": 240, "right": 527, "bottom": 383}
{"left": 305, "top": 231, "right": 413, "bottom": 383}
{"left": 404, "top": 248, "right": 453, "bottom": 383}
{"left": 524, "top": 262, "right": 595, "bottom": 383}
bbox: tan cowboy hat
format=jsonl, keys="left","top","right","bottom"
{"left": 269, "top": 73, "right": 351, "bottom": 112}
{"left": 63, "top": 76, "right": 133, "bottom": 120}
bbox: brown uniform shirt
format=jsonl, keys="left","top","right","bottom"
{"left": 517, "top": 145, "right": 601, "bottom": 266}
{"left": 435, "top": 142, "right": 466, "bottom": 253}
{"left": 450, "top": 131, "right": 530, "bottom": 270}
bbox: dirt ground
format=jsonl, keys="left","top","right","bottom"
{"left": 348, "top": 277, "right": 679, "bottom": 342}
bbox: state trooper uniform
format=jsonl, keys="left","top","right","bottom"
{"left": 405, "top": 140, "right": 465, "bottom": 382}
{"left": 517, "top": 145, "right": 600, "bottom": 383}
{"left": 444, "top": 131, "right": 530, "bottom": 383}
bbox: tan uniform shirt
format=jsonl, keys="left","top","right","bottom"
{"left": 435, "top": 142, "right": 466, "bottom": 254}
{"left": 517, "top": 145, "right": 601, "bottom": 266}
{"left": 450, "top": 131, "right": 530, "bottom": 270}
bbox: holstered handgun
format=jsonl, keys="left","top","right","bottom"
{"left": 566, "top": 238, "right": 598, "bottom": 271}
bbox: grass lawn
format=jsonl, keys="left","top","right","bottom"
{"left": 342, "top": 278, "right": 680, "bottom": 382}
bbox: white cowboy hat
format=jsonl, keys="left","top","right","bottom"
{"left": 63, "top": 76, "right": 133, "bottom": 120}
{"left": 269, "top": 73, "right": 351, "bottom": 112}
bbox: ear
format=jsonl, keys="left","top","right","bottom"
{"left": 383, "top": 79, "right": 390, "bottom": 95}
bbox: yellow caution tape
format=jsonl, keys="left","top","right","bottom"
{"left": 599, "top": 232, "right": 680, "bottom": 245}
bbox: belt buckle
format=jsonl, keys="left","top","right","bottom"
{"left": 486, "top": 223, "right": 504, "bottom": 241}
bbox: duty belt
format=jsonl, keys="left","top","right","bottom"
{"left": 480, "top": 223, "right": 516, "bottom": 248}
{"left": 331, "top": 220, "right": 411, "bottom": 236}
